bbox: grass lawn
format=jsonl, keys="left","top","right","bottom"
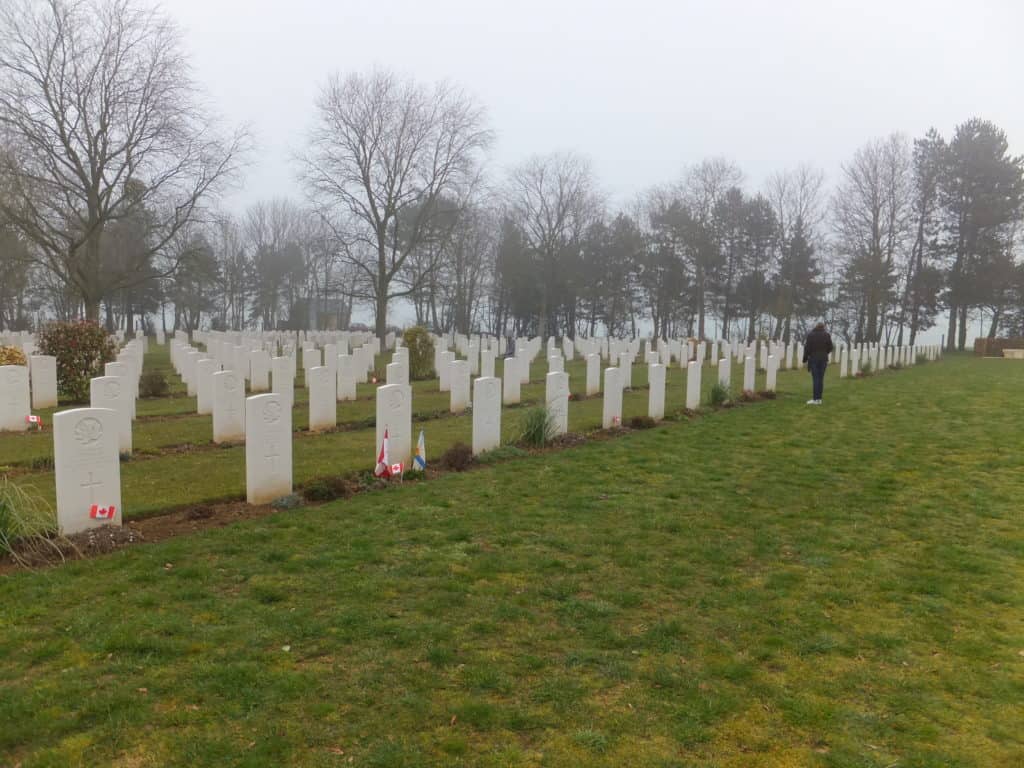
{"left": 1, "top": 354, "right": 1022, "bottom": 767}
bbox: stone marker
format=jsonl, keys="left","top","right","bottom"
{"left": 213, "top": 370, "right": 245, "bottom": 443}
{"left": 53, "top": 407, "right": 122, "bottom": 535}
{"left": 1, "top": 364, "right": 31, "bottom": 432}
{"left": 648, "top": 363, "right": 666, "bottom": 421}
{"left": 250, "top": 350, "right": 271, "bottom": 392}
{"left": 548, "top": 355, "right": 564, "bottom": 374}
{"left": 376, "top": 383, "right": 412, "bottom": 467}
{"left": 545, "top": 371, "right": 569, "bottom": 436}
{"left": 472, "top": 377, "right": 501, "bottom": 455}
{"left": 439, "top": 351, "right": 454, "bottom": 392}
{"left": 272, "top": 356, "right": 294, "bottom": 409}
{"left": 450, "top": 359, "right": 471, "bottom": 414}
{"left": 89, "top": 376, "right": 132, "bottom": 454}
{"left": 685, "top": 361, "right": 701, "bottom": 410}
{"left": 765, "top": 355, "right": 777, "bottom": 392}
{"left": 602, "top": 367, "right": 622, "bottom": 428}
{"left": 618, "top": 352, "right": 633, "bottom": 388}
{"left": 196, "top": 358, "right": 217, "bottom": 415}
{"left": 743, "top": 356, "right": 755, "bottom": 392}
{"left": 308, "top": 365, "right": 337, "bottom": 431}
{"left": 502, "top": 356, "right": 521, "bottom": 405}
{"left": 586, "top": 353, "right": 600, "bottom": 396}
{"left": 245, "top": 393, "right": 292, "bottom": 504}
{"left": 386, "top": 360, "right": 408, "bottom": 386}
{"left": 337, "top": 354, "right": 357, "bottom": 401}
{"left": 29, "top": 355, "right": 57, "bottom": 409}
{"left": 481, "top": 348, "right": 495, "bottom": 379}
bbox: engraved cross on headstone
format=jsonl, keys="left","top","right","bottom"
{"left": 80, "top": 472, "right": 102, "bottom": 505}
{"left": 264, "top": 441, "right": 280, "bottom": 474}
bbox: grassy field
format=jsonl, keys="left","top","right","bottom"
{"left": 1, "top": 345, "right": 777, "bottom": 517}
{"left": 0, "top": 353, "right": 1022, "bottom": 767}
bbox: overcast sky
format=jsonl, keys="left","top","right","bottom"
{"left": 167, "top": 0, "right": 1024, "bottom": 213}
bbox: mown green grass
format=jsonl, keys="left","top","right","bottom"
{"left": 1, "top": 354, "right": 1022, "bottom": 767}
{"left": 1, "top": 346, "right": 775, "bottom": 516}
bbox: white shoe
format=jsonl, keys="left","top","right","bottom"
{"left": 806, "top": 399, "right": 817, "bottom": 405}
{"left": 814, "top": 399, "right": 822, "bottom": 405}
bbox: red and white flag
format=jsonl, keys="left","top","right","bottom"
{"left": 25, "top": 415, "right": 42, "bottom": 426}
{"left": 374, "top": 428, "right": 391, "bottom": 478}
{"left": 90, "top": 504, "right": 116, "bottom": 520}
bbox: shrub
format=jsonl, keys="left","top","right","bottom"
{"left": 402, "top": 326, "right": 435, "bottom": 380}
{"left": 709, "top": 382, "right": 731, "bottom": 406}
{"left": 139, "top": 371, "right": 169, "bottom": 398}
{"left": 916, "top": 353, "right": 928, "bottom": 365}
{"left": 0, "top": 476, "right": 62, "bottom": 567}
{"left": 859, "top": 359, "right": 873, "bottom": 376}
{"left": 0, "top": 345, "right": 27, "bottom": 367}
{"left": 518, "top": 406, "right": 556, "bottom": 448}
{"left": 37, "top": 321, "right": 116, "bottom": 403}
{"left": 439, "top": 442, "right": 474, "bottom": 471}
{"left": 302, "top": 476, "right": 353, "bottom": 502}
{"left": 629, "top": 415, "right": 657, "bottom": 429}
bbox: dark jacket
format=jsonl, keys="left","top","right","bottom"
{"left": 803, "top": 328, "right": 834, "bottom": 363}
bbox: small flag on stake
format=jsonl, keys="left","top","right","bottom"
{"left": 25, "top": 414, "right": 42, "bottom": 428}
{"left": 374, "top": 428, "right": 392, "bottom": 478}
{"left": 89, "top": 504, "right": 116, "bottom": 520}
{"left": 414, "top": 430, "right": 427, "bottom": 471}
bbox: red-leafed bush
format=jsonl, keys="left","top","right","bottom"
{"left": 37, "top": 321, "right": 116, "bottom": 403}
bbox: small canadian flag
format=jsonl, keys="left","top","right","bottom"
{"left": 390, "top": 462, "right": 404, "bottom": 477}
{"left": 90, "top": 504, "right": 116, "bottom": 520}
{"left": 25, "top": 415, "right": 42, "bottom": 426}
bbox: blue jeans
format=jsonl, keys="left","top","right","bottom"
{"left": 808, "top": 360, "right": 827, "bottom": 400}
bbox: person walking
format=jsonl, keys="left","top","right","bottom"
{"left": 803, "top": 322, "right": 834, "bottom": 405}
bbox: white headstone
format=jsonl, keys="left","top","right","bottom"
{"left": 718, "top": 358, "right": 731, "bottom": 390}
{"left": 481, "top": 348, "right": 495, "bottom": 379}
{"left": 250, "top": 350, "right": 271, "bottom": 392}
{"left": 0, "top": 365, "right": 31, "bottom": 431}
{"left": 89, "top": 376, "right": 131, "bottom": 454}
{"left": 245, "top": 393, "right": 293, "bottom": 504}
{"left": 602, "top": 368, "right": 622, "bottom": 429}
{"left": 548, "top": 355, "right": 564, "bottom": 374}
{"left": 272, "top": 356, "right": 294, "bottom": 409}
{"left": 337, "top": 354, "right": 357, "bottom": 401}
{"left": 765, "top": 355, "right": 777, "bottom": 392}
{"left": 213, "top": 370, "right": 245, "bottom": 443}
{"left": 685, "top": 361, "right": 701, "bottom": 410}
{"left": 439, "top": 351, "right": 454, "bottom": 392}
{"left": 376, "top": 383, "right": 412, "bottom": 467}
{"left": 450, "top": 359, "right": 471, "bottom": 414}
{"left": 29, "top": 355, "right": 57, "bottom": 409}
{"left": 618, "top": 352, "right": 633, "bottom": 389}
{"left": 472, "top": 377, "right": 501, "bottom": 455}
{"left": 53, "top": 407, "right": 122, "bottom": 535}
{"left": 743, "top": 356, "right": 755, "bottom": 392}
{"left": 308, "top": 365, "right": 337, "bottom": 432}
{"left": 586, "top": 353, "right": 600, "bottom": 396}
{"left": 648, "top": 363, "right": 666, "bottom": 421}
{"left": 502, "top": 356, "right": 521, "bottom": 405}
{"left": 545, "top": 371, "right": 569, "bottom": 436}
{"left": 196, "top": 358, "right": 217, "bottom": 415}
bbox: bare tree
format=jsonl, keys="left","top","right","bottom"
{"left": 0, "top": 0, "right": 247, "bottom": 323}
{"left": 299, "top": 69, "right": 492, "bottom": 340}
{"left": 505, "top": 152, "right": 604, "bottom": 337}
{"left": 831, "top": 134, "right": 912, "bottom": 342}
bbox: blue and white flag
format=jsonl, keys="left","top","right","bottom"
{"left": 414, "top": 430, "right": 427, "bottom": 471}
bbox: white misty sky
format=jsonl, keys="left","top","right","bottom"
{"left": 164, "top": 0, "right": 1021, "bottom": 340}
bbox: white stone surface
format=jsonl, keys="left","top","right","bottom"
{"left": 337, "top": 354, "right": 357, "bottom": 401}
{"left": 213, "top": 370, "right": 245, "bottom": 443}
{"left": 765, "top": 355, "right": 777, "bottom": 392}
{"left": 472, "top": 377, "right": 502, "bottom": 455}
{"left": 648, "top": 363, "right": 666, "bottom": 421}
{"left": 250, "top": 350, "right": 271, "bottom": 392}
{"left": 502, "top": 356, "right": 520, "bottom": 405}
{"left": 602, "top": 367, "right": 622, "bottom": 428}
{"left": 245, "top": 393, "right": 293, "bottom": 504}
{"left": 54, "top": 407, "right": 122, "bottom": 535}
{"left": 89, "top": 376, "right": 132, "bottom": 454}
{"left": 272, "top": 356, "right": 294, "bottom": 409}
{"left": 29, "top": 355, "right": 57, "bottom": 409}
{"left": 545, "top": 371, "right": 569, "bottom": 436}
{"left": 586, "top": 353, "right": 600, "bottom": 396}
{"left": 685, "top": 361, "right": 701, "bottom": 410}
{"left": 376, "top": 383, "right": 412, "bottom": 467}
{"left": 743, "top": 356, "right": 755, "bottom": 392}
{"left": 308, "top": 365, "right": 337, "bottom": 431}
{"left": 618, "top": 352, "right": 633, "bottom": 388}
{"left": 439, "top": 351, "right": 454, "bottom": 392}
{"left": 196, "top": 358, "right": 217, "bottom": 415}
{"left": 450, "top": 360, "right": 471, "bottom": 414}
{"left": 0, "top": 365, "right": 31, "bottom": 431}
